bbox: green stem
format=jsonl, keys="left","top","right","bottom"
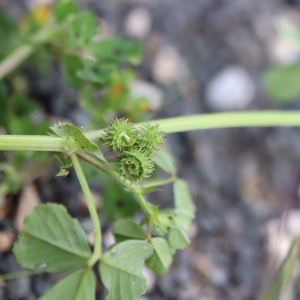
{"left": 0, "top": 45, "right": 34, "bottom": 80}
{"left": 71, "top": 154, "right": 102, "bottom": 267}
{"left": 133, "top": 192, "right": 150, "bottom": 215}
{"left": 3, "top": 111, "right": 300, "bottom": 151}
{"left": 0, "top": 135, "right": 67, "bottom": 152}
{"left": 77, "top": 153, "right": 136, "bottom": 193}
{"left": 77, "top": 153, "right": 153, "bottom": 236}
{"left": 140, "top": 176, "right": 176, "bottom": 189}
{"left": 84, "top": 111, "right": 300, "bottom": 142}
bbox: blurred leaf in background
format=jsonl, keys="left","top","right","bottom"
{"left": 263, "top": 18, "right": 300, "bottom": 104}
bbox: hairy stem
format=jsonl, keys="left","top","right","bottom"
{"left": 71, "top": 154, "right": 102, "bottom": 266}
{"left": 0, "top": 135, "right": 67, "bottom": 152}
{"left": 77, "top": 153, "right": 136, "bottom": 193}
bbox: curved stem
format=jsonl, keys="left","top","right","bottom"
{"left": 85, "top": 111, "right": 300, "bottom": 142}
{"left": 3, "top": 111, "right": 300, "bottom": 150}
{"left": 71, "top": 154, "right": 102, "bottom": 267}
{"left": 77, "top": 153, "right": 136, "bottom": 193}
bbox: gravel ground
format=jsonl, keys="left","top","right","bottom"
{"left": 1, "top": 0, "right": 300, "bottom": 299}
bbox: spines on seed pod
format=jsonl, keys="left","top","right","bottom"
{"left": 102, "top": 118, "right": 137, "bottom": 152}
{"left": 137, "top": 124, "right": 165, "bottom": 156}
{"left": 119, "top": 148, "right": 154, "bottom": 182}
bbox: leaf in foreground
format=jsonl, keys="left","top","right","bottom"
{"left": 40, "top": 268, "right": 95, "bottom": 300}
{"left": 146, "top": 238, "right": 173, "bottom": 275}
{"left": 99, "top": 240, "right": 153, "bottom": 300}
{"left": 13, "top": 204, "right": 91, "bottom": 273}
{"left": 173, "top": 179, "right": 196, "bottom": 231}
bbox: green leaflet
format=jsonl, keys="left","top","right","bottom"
{"left": 40, "top": 268, "right": 96, "bottom": 300}
{"left": 153, "top": 147, "right": 176, "bottom": 175}
{"left": 113, "top": 219, "right": 147, "bottom": 243}
{"left": 146, "top": 238, "right": 173, "bottom": 275}
{"left": 173, "top": 179, "right": 196, "bottom": 231}
{"left": 168, "top": 218, "right": 190, "bottom": 249}
{"left": 99, "top": 240, "right": 153, "bottom": 300}
{"left": 53, "top": 0, "right": 78, "bottom": 22}
{"left": 13, "top": 204, "right": 91, "bottom": 273}
{"left": 50, "top": 122, "right": 106, "bottom": 162}
{"left": 90, "top": 38, "right": 142, "bottom": 66}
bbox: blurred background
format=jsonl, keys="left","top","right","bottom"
{"left": 1, "top": 0, "right": 300, "bottom": 299}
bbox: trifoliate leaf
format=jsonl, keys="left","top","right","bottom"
{"left": 146, "top": 238, "right": 173, "bottom": 275}
{"left": 99, "top": 240, "right": 153, "bottom": 300}
{"left": 55, "top": 152, "right": 72, "bottom": 177}
{"left": 173, "top": 179, "right": 196, "bottom": 231}
{"left": 40, "top": 268, "right": 95, "bottom": 300}
{"left": 13, "top": 204, "right": 91, "bottom": 273}
{"left": 113, "top": 218, "right": 147, "bottom": 243}
{"left": 50, "top": 122, "right": 106, "bottom": 162}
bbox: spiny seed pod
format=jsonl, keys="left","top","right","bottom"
{"left": 102, "top": 118, "right": 137, "bottom": 152}
{"left": 137, "top": 124, "right": 165, "bottom": 156}
{"left": 119, "top": 148, "right": 154, "bottom": 182}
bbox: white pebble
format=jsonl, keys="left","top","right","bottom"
{"left": 205, "top": 65, "right": 255, "bottom": 110}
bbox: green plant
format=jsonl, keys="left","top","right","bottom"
{"left": 0, "top": 0, "right": 155, "bottom": 199}
{"left": 1, "top": 1, "right": 300, "bottom": 299}
{"left": 2, "top": 112, "right": 300, "bottom": 299}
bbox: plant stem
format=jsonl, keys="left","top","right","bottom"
{"left": 140, "top": 176, "right": 176, "bottom": 189}
{"left": 3, "top": 111, "right": 300, "bottom": 150}
{"left": 133, "top": 192, "right": 151, "bottom": 215}
{"left": 134, "top": 192, "right": 152, "bottom": 240}
{"left": 0, "top": 45, "right": 34, "bottom": 80}
{"left": 71, "top": 154, "right": 102, "bottom": 267}
{"left": 77, "top": 153, "right": 153, "bottom": 236}
{"left": 77, "top": 153, "right": 136, "bottom": 193}
{"left": 85, "top": 111, "right": 300, "bottom": 142}
{"left": 0, "top": 135, "right": 67, "bottom": 152}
